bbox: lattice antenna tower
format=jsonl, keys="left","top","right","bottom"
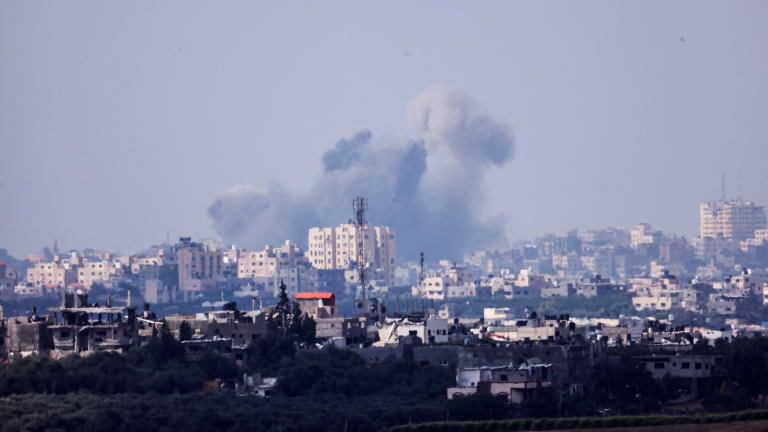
{"left": 353, "top": 197, "right": 368, "bottom": 300}
{"left": 419, "top": 252, "right": 425, "bottom": 294}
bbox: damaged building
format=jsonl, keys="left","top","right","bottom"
{"left": 446, "top": 359, "right": 553, "bottom": 405}
{"left": 47, "top": 291, "right": 143, "bottom": 358}
{"left": 5, "top": 307, "right": 54, "bottom": 359}
{"left": 164, "top": 301, "right": 268, "bottom": 346}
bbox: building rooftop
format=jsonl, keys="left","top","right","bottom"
{"left": 295, "top": 292, "right": 334, "bottom": 299}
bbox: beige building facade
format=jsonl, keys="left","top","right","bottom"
{"left": 701, "top": 199, "right": 767, "bottom": 243}
{"left": 308, "top": 223, "right": 395, "bottom": 285}
{"left": 238, "top": 243, "right": 309, "bottom": 278}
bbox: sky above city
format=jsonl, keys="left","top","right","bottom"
{"left": 2, "top": 2, "right": 767, "bottom": 260}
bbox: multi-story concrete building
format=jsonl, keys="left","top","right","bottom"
{"left": 659, "top": 241, "right": 689, "bottom": 264}
{"left": 175, "top": 238, "right": 224, "bottom": 291}
{"left": 238, "top": 242, "right": 310, "bottom": 278}
{"left": 0, "top": 260, "right": 16, "bottom": 290}
{"left": 580, "top": 255, "right": 612, "bottom": 277}
{"left": 76, "top": 257, "right": 130, "bottom": 289}
{"left": 421, "top": 266, "right": 477, "bottom": 300}
{"left": 700, "top": 199, "right": 767, "bottom": 243}
{"left": 308, "top": 223, "right": 396, "bottom": 286}
{"left": 27, "top": 259, "right": 78, "bottom": 289}
{"left": 575, "top": 275, "right": 623, "bottom": 298}
{"left": 690, "top": 234, "right": 736, "bottom": 263}
{"left": 630, "top": 223, "right": 663, "bottom": 249}
{"left": 552, "top": 253, "right": 582, "bottom": 273}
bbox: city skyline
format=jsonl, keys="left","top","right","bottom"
{"left": 2, "top": 2, "right": 767, "bottom": 258}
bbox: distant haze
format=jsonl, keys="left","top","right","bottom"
{"left": 1, "top": 2, "right": 767, "bottom": 258}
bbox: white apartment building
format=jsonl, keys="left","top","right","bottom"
{"left": 308, "top": 223, "right": 395, "bottom": 286}
{"left": 421, "top": 267, "right": 477, "bottom": 300}
{"left": 701, "top": 199, "right": 767, "bottom": 243}
{"left": 238, "top": 242, "right": 309, "bottom": 279}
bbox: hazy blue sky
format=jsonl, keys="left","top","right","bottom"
{"left": 2, "top": 2, "right": 767, "bottom": 259}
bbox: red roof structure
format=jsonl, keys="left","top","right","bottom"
{"left": 44, "top": 284, "right": 60, "bottom": 288}
{"left": 294, "top": 292, "right": 335, "bottom": 306}
{"left": 0, "top": 259, "right": 6, "bottom": 266}
{"left": 295, "top": 292, "right": 334, "bottom": 299}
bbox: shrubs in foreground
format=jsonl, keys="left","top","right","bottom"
{"left": 384, "top": 409, "right": 768, "bottom": 432}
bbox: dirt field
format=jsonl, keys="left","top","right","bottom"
{"left": 530, "top": 419, "right": 768, "bottom": 432}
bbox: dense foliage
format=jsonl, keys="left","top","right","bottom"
{"left": 385, "top": 409, "right": 768, "bottom": 432}
{"left": 0, "top": 391, "right": 448, "bottom": 432}
{"left": 0, "top": 330, "right": 235, "bottom": 397}
{"left": 0, "top": 329, "right": 456, "bottom": 432}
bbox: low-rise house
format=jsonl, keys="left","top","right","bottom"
{"left": 315, "top": 317, "right": 367, "bottom": 345}
{"left": 294, "top": 292, "right": 338, "bottom": 319}
{"left": 182, "top": 336, "right": 248, "bottom": 365}
{"left": 575, "top": 275, "right": 623, "bottom": 297}
{"left": 484, "top": 308, "right": 514, "bottom": 325}
{"left": 165, "top": 302, "right": 268, "bottom": 346}
{"left": 446, "top": 360, "right": 552, "bottom": 405}
{"left": 707, "top": 293, "right": 750, "bottom": 315}
{"left": 376, "top": 314, "right": 449, "bottom": 345}
{"left": 238, "top": 373, "right": 277, "bottom": 396}
{"left": 634, "top": 354, "right": 719, "bottom": 399}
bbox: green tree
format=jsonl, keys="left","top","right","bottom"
{"left": 178, "top": 320, "right": 192, "bottom": 342}
{"left": 270, "top": 279, "right": 291, "bottom": 333}
{"left": 290, "top": 298, "right": 302, "bottom": 328}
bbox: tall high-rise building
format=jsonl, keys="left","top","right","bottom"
{"left": 307, "top": 223, "right": 396, "bottom": 286}
{"left": 700, "top": 200, "right": 767, "bottom": 243}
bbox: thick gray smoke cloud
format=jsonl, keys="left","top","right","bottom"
{"left": 208, "top": 84, "right": 515, "bottom": 261}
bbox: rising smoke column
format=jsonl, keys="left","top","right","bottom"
{"left": 208, "top": 83, "right": 515, "bottom": 261}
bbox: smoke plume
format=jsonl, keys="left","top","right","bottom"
{"left": 208, "top": 84, "right": 515, "bottom": 261}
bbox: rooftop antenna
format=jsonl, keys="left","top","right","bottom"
{"left": 353, "top": 197, "right": 368, "bottom": 300}
{"left": 738, "top": 171, "right": 742, "bottom": 202}
{"left": 419, "top": 252, "right": 424, "bottom": 296}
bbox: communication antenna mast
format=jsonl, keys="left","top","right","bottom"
{"left": 419, "top": 252, "right": 424, "bottom": 294}
{"left": 353, "top": 197, "right": 368, "bottom": 300}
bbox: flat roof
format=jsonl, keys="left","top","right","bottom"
{"left": 48, "top": 306, "right": 137, "bottom": 314}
